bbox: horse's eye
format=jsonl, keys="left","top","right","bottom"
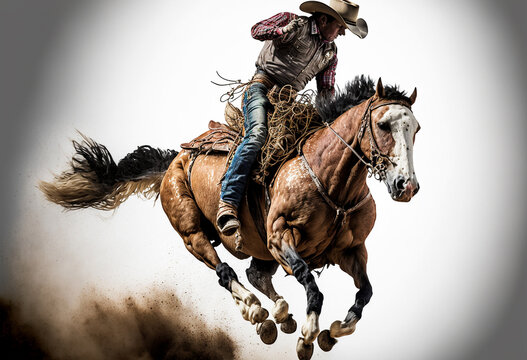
{"left": 377, "top": 121, "right": 390, "bottom": 131}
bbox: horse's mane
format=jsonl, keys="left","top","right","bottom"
{"left": 315, "top": 75, "right": 411, "bottom": 123}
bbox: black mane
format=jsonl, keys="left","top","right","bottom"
{"left": 315, "top": 75, "right": 411, "bottom": 123}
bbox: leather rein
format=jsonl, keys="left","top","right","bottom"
{"left": 300, "top": 97, "right": 412, "bottom": 224}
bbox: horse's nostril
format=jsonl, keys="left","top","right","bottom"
{"left": 395, "top": 178, "right": 405, "bottom": 191}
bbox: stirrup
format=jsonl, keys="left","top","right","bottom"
{"left": 217, "top": 201, "right": 240, "bottom": 236}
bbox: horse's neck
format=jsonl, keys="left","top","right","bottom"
{"left": 304, "top": 102, "right": 369, "bottom": 206}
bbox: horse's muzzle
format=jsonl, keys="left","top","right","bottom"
{"left": 392, "top": 176, "right": 419, "bottom": 202}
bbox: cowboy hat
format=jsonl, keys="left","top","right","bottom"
{"left": 300, "top": 0, "right": 368, "bottom": 39}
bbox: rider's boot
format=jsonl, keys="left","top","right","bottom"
{"left": 217, "top": 199, "right": 240, "bottom": 236}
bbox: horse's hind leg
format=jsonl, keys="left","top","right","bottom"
{"left": 216, "top": 262, "right": 269, "bottom": 325}
{"left": 246, "top": 258, "right": 297, "bottom": 334}
{"left": 170, "top": 212, "right": 269, "bottom": 327}
{"left": 161, "top": 155, "right": 268, "bottom": 327}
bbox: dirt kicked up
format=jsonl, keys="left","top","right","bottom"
{"left": 0, "top": 291, "right": 237, "bottom": 360}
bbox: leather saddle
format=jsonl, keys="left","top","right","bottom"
{"left": 180, "top": 120, "right": 239, "bottom": 154}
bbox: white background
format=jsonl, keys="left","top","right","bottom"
{"left": 2, "top": 0, "right": 526, "bottom": 359}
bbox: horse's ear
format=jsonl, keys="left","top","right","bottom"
{"left": 409, "top": 87, "right": 417, "bottom": 105}
{"left": 375, "top": 78, "right": 385, "bottom": 98}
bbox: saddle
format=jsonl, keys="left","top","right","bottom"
{"left": 180, "top": 119, "right": 239, "bottom": 154}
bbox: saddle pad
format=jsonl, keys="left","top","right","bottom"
{"left": 181, "top": 120, "right": 239, "bottom": 154}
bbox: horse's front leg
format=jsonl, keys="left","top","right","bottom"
{"left": 269, "top": 218, "right": 323, "bottom": 360}
{"left": 318, "top": 244, "right": 373, "bottom": 352}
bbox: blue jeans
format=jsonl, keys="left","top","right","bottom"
{"left": 220, "top": 82, "right": 271, "bottom": 208}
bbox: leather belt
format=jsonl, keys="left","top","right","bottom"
{"left": 251, "top": 72, "right": 276, "bottom": 89}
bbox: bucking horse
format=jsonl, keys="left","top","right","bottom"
{"left": 40, "top": 76, "right": 420, "bottom": 359}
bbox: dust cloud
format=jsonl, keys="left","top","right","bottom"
{"left": 1, "top": 290, "right": 237, "bottom": 359}
{"left": 0, "top": 298, "right": 49, "bottom": 359}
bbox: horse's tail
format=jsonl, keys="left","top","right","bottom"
{"left": 39, "top": 133, "right": 178, "bottom": 210}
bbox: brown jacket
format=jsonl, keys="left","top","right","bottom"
{"left": 255, "top": 17, "right": 337, "bottom": 91}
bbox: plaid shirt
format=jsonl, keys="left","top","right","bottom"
{"left": 251, "top": 12, "right": 337, "bottom": 93}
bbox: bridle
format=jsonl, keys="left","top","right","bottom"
{"left": 323, "top": 97, "right": 413, "bottom": 181}
{"left": 298, "top": 96, "right": 413, "bottom": 224}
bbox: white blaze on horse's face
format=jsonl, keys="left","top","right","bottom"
{"left": 376, "top": 104, "right": 420, "bottom": 202}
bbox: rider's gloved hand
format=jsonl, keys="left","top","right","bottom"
{"left": 279, "top": 17, "right": 307, "bottom": 35}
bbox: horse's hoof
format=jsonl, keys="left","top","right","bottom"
{"left": 249, "top": 304, "right": 269, "bottom": 324}
{"left": 296, "top": 337, "right": 314, "bottom": 360}
{"left": 272, "top": 298, "right": 289, "bottom": 323}
{"left": 257, "top": 319, "right": 277, "bottom": 345}
{"left": 280, "top": 314, "right": 297, "bottom": 334}
{"left": 317, "top": 329, "right": 337, "bottom": 352}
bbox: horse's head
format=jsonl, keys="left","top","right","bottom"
{"left": 360, "top": 78, "right": 420, "bottom": 202}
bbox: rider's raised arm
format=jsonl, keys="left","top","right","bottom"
{"left": 251, "top": 12, "right": 299, "bottom": 40}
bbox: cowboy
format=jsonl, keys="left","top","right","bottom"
{"left": 217, "top": 0, "right": 368, "bottom": 235}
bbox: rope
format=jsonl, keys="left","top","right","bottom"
{"left": 254, "top": 85, "right": 324, "bottom": 183}
{"left": 214, "top": 75, "right": 326, "bottom": 184}
{"left": 211, "top": 71, "right": 251, "bottom": 103}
